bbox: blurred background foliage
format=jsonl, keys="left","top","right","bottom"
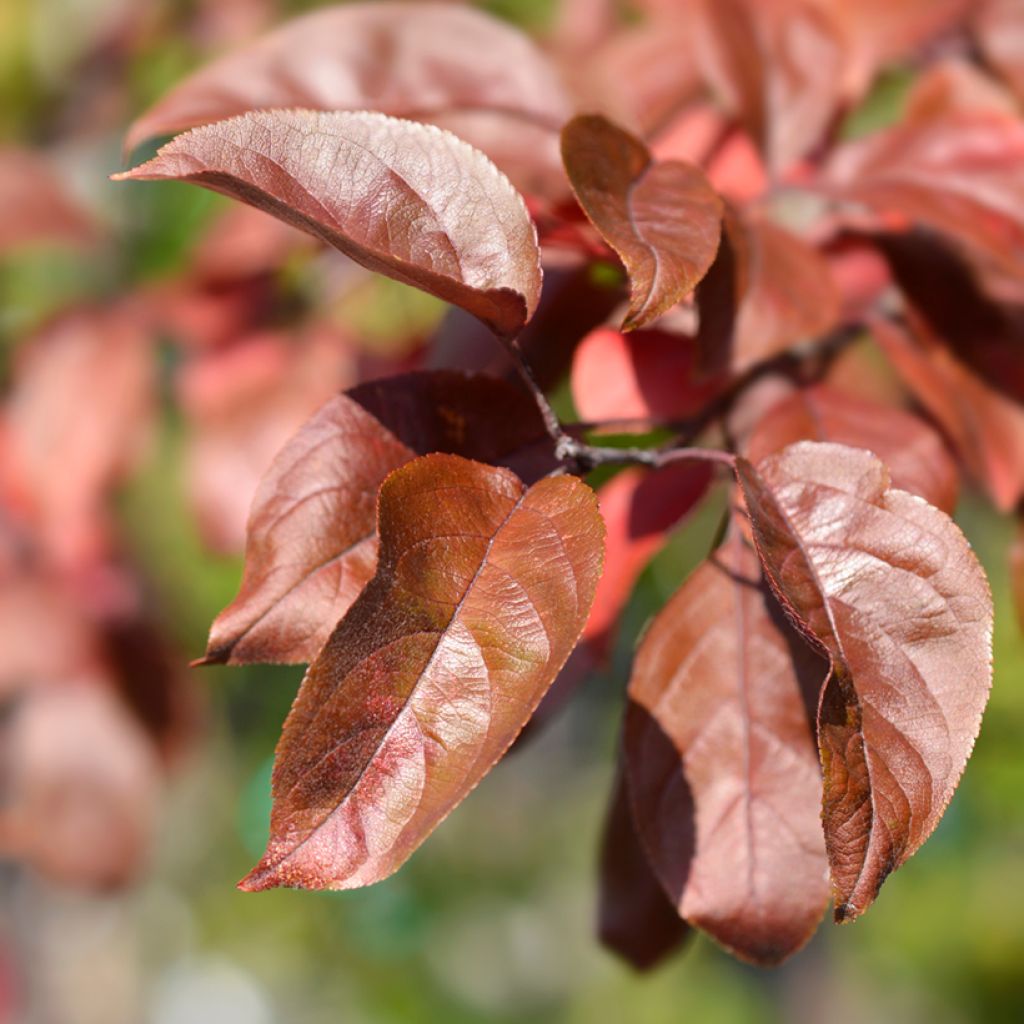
{"left": 1, "top": 1, "right": 1023, "bottom": 1023}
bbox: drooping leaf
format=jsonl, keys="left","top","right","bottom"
{"left": 123, "top": 2, "right": 570, "bottom": 157}
{"left": 697, "top": 209, "right": 840, "bottom": 375}
{"left": 871, "top": 316, "right": 1024, "bottom": 512}
{"left": 746, "top": 385, "right": 959, "bottom": 514}
{"left": 570, "top": 327, "right": 723, "bottom": 425}
{"left": 737, "top": 441, "right": 993, "bottom": 921}
{"left": 203, "top": 372, "right": 550, "bottom": 666}
{"left": 827, "top": 114, "right": 1024, "bottom": 282}
{"left": 115, "top": 110, "right": 542, "bottom": 339}
{"left": 240, "top": 454, "right": 604, "bottom": 891}
{"left": 561, "top": 115, "right": 722, "bottom": 331}
{"left": 598, "top": 765, "right": 690, "bottom": 971}
{"left": 626, "top": 531, "right": 829, "bottom": 964}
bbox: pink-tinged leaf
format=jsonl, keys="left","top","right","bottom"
{"left": 871, "top": 316, "right": 1024, "bottom": 512}
{"left": 0, "top": 147, "right": 95, "bottom": 254}
{"left": 239, "top": 454, "right": 604, "bottom": 891}
{"left": 561, "top": 115, "right": 722, "bottom": 331}
{"left": 827, "top": 114, "right": 1024, "bottom": 282}
{"left": 570, "top": 328, "right": 723, "bottom": 426}
{"left": 203, "top": 372, "right": 550, "bottom": 666}
{"left": 737, "top": 441, "right": 993, "bottom": 921}
{"left": 697, "top": 210, "right": 840, "bottom": 375}
{"left": 584, "top": 463, "right": 713, "bottom": 656}
{"left": 598, "top": 765, "right": 690, "bottom": 971}
{"left": 904, "top": 59, "right": 1017, "bottom": 124}
{"left": 124, "top": 2, "right": 570, "bottom": 154}
{"left": 973, "top": 0, "right": 1024, "bottom": 101}
{"left": 746, "top": 385, "right": 959, "bottom": 514}
{"left": 115, "top": 110, "right": 542, "bottom": 340}
{"left": 626, "top": 531, "right": 829, "bottom": 964}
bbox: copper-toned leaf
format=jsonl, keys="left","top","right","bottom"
{"left": 903, "top": 59, "right": 1017, "bottom": 124}
{"left": 115, "top": 110, "right": 542, "bottom": 339}
{"left": 737, "top": 442, "right": 993, "bottom": 921}
{"left": 204, "top": 372, "right": 550, "bottom": 666}
{"left": 124, "top": 2, "right": 569, "bottom": 153}
{"left": 598, "top": 765, "right": 690, "bottom": 971}
{"left": 561, "top": 115, "right": 722, "bottom": 331}
{"left": 827, "top": 114, "right": 1024, "bottom": 282}
{"left": 746, "top": 385, "right": 959, "bottom": 514}
{"left": 239, "top": 454, "right": 604, "bottom": 891}
{"left": 697, "top": 209, "right": 840, "bottom": 375}
{"left": 871, "top": 316, "right": 1024, "bottom": 512}
{"left": 626, "top": 531, "right": 829, "bottom": 964}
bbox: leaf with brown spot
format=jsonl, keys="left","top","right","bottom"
{"left": 239, "top": 454, "right": 604, "bottom": 891}
{"left": 203, "top": 372, "right": 551, "bottom": 666}
{"left": 625, "top": 531, "right": 829, "bottom": 964}
{"left": 561, "top": 115, "right": 722, "bottom": 331}
{"left": 746, "top": 385, "right": 959, "bottom": 514}
{"left": 736, "top": 441, "right": 993, "bottom": 921}
{"left": 115, "top": 110, "right": 542, "bottom": 340}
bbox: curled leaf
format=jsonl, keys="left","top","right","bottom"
{"left": 737, "top": 442, "right": 993, "bottom": 921}
{"left": 115, "top": 110, "right": 542, "bottom": 339}
{"left": 240, "top": 454, "right": 604, "bottom": 891}
{"left": 561, "top": 115, "right": 722, "bottom": 330}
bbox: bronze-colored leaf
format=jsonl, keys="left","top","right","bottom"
{"left": 737, "top": 442, "right": 993, "bottom": 921}
{"left": 203, "top": 372, "right": 550, "bottom": 666}
{"left": 746, "top": 385, "right": 959, "bottom": 514}
{"left": 561, "top": 115, "right": 722, "bottom": 331}
{"left": 239, "top": 454, "right": 604, "bottom": 891}
{"left": 598, "top": 765, "right": 690, "bottom": 971}
{"left": 115, "top": 110, "right": 542, "bottom": 339}
{"left": 626, "top": 531, "right": 829, "bottom": 964}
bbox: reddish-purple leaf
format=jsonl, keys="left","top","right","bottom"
{"left": 123, "top": 2, "right": 570, "bottom": 155}
{"left": 598, "top": 765, "right": 691, "bottom": 971}
{"left": 697, "top": 210, "right": 841, "bottom": 375}
{"left": 737, "top": 442, "right": 993, "bottom": 921}
{"left": 239, "top": 454, "right": 604, "bottom": 891}
{"left": 871, "top": 316, "right": 1024, "bottom": 512}
{"left": 626, "top": 531, "right": 829, "bottom": 964}
{"left": 203, "top": 372, "right": 550, "bottom": 666}
{"left": 115, "top": 110, "right": 542, "bottom": 340}
{"left": 827, "top": 114, "right": 1024, "bottom": 282}
{"left": 561, "top": 115, "right": 722, "bottom": 331}
{"left": 746, "top": 385, "right": 959, "bottom": 514}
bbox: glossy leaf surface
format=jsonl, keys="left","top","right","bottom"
{"left": 240, "top": 454, "right": 604, "bottom": 891}
{"left": 626, "top": 532, "right": 829, "bottom": 963}
{"left": 116, "top": 110, "right": 542, "bottom": 339}
{"left": 561, "top": 115, "right": 722, "bottom": 330}
{"left": 737, "top": 442, "right": 993, "bottom": 921}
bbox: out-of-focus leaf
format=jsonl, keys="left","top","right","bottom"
{"left": 570, "top": 328, "right": 722, "bottom": 426}
{"left": 561, "top": 115, "right": 722, "bottom": 331}
{"left": 626, "top": 530, "right": 828, "bottom": 964}
{"left": 115, "top": 110, "right": 542, "bottom": 340}
{"left": 123, "top": 2, "right": 570, "bottom": 155}
{"left": 827, "top": 114, "right": 1024, "bottom": 282}
{"left": 746, "top": 385, "right": 959, "bottom": 513}
{"left": 903, "top": 59, "right": 1017, "bottom": 124}
{"left": 737, "top": 441, "right": 993, "bottom": 921}
{"left": 973, "top": 0, "right": 1024, "bottom": 101}
{"left": 203, "top": 372, "right": 550, "bottom": 666}
{"left": 697, "top": 209, "right": 840, "bottom": 375}
{"left": 1011, "top": 518, "right": 1024, "bottom": 632}
{"left": 598, "top": 765, "right": 690, "bottom": 971}
{"left": 239, "top": 454, "right": 604, "bottom": 891}
{"left": 871, "top": 316, "right": 1024, "bottom": 512}
{"left": 0, "top": 147, "right": 95, "bottom": 254}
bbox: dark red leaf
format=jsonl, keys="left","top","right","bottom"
{"left": 746, "top": 385, "right": 959, "bottom": 514}
{"left": 737, "top": 441, "right": 993, "bottom": 921}
{"left": 115, "top": 110, "right": 542, "bottom": 340}
{"left": 239, "top": 454, "right": 604, "bottom": 891}
{"left": 561, "top": 115, "right": 722, "bottom": 331}
{"left": 598, "top": 765, "right": 690, "bottom": 971}
{"left": 626, "top": 531, "right": 829, "bottom": 964}
{"left": 203, "top": 372, "right": 550, "bottom": 666}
